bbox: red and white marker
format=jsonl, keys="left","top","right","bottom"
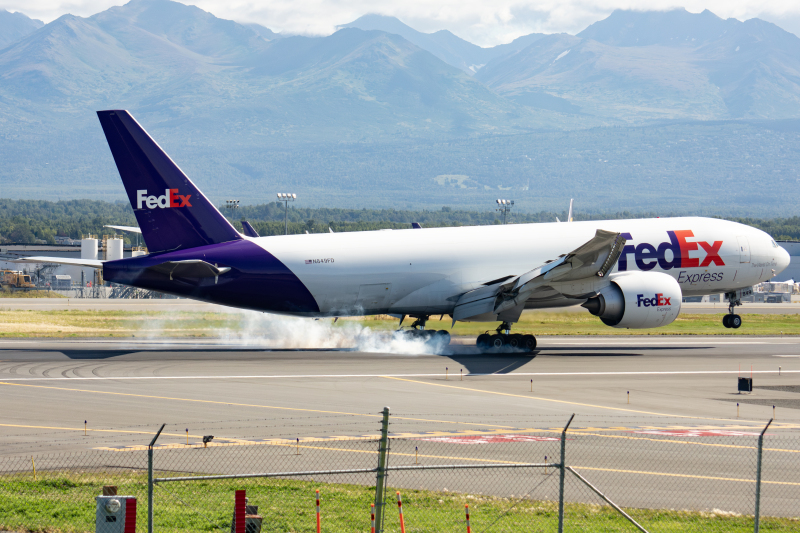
{"left": 465, "top": 504, "right": 471, "bottom": 533}
{"left": 316, "top": 489, "right": 321, "bottom": 533}
{"left": 397, "top": 492, "right": 406, "bottom": 533}
{"left": 370, "top": 503, "right": 375, "bottom": 533}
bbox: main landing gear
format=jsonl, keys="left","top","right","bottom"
{"left": 397, "top": 316, "right": 451, "bottom": 345}
{"left": 476, "top": 322, "right": 536, "bottom": 353}
{"left": 723, "top": 292, "right": 743, "bottom": 329}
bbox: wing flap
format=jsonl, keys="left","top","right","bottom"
{"left": 454, "top": 230, "right": 626, "bottom": 322}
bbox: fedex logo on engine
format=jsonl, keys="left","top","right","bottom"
{"left": 637, "top": 293, "right": 671, "bottom": 307}
{"left": 618, "top": 231, "right": 724, "bottom": 272}
{"left": 136, "top": 189, "right": 192, "bottom": 209}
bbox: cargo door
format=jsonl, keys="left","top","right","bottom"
{"left": 737, "top": 236, "right": 750, "bottom": 263}
{"left": 355, "top": 283, "right": 392, "bottom": 311}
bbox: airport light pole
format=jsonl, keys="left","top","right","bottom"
{"left": 277, "top": 193, "right": 296, "bottom": 235}
{"left": 225, "top": 200, "right": 240, "bottom": 231}
{"left": 496, "top": 199, "right": 514, "bottom": 224}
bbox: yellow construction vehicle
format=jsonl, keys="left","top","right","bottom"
{"left": 0, "top": 270, "right": 36, "bottom": 289}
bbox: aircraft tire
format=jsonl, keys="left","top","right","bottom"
{"left": 730, "top": 314, "right": 742, "bottom": 329}
{"left": 508, "top": 334, "right": 522, "bottom": 348}
{"left": 521, "top": 335, "right": 537, "bottom": 352}
{"left": 476, "top": 334, "right": 491, "bottom": 350}
{"left": 436, "top": 330, "right": 451, "bottom": 345}
{"left": 722, "top": 315, "right": 731, "bottom": 328}
{"left": 490, "top": 335, "right": 505, "bottom": 349}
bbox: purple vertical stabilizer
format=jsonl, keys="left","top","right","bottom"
{"left": 240, "top": 220, "right": 260, "bottom": 238}
{"left": 96, "top": 110, "right": 241, "bottom": 254}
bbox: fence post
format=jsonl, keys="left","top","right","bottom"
{"left": 148, "top": 424, "right": 166, "bottom": 533}
{"left": 558, "top": 414, "right": 575, "bottom": 533}
{"left": 754, "top": 418, "right": 772, "bottom": 533}
{"left": 374, "top": 407, "right": 391, "bottom": 533}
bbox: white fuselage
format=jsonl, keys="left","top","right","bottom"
{"left": 251, "top": 217, "right": 789, "bottom": 318}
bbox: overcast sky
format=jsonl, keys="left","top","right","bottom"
{"left": 3, "top": 0, "right": 800, "bottom": 46}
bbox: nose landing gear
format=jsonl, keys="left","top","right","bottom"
{"left": 723, "top": 292, "right": 743, "bottom": 329}
{"left": 476, "top": 322, "right": 536, "bottom": 353}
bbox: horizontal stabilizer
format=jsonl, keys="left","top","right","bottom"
{"left": 147, "top": 260, "right": 231, "bottom": 280}
{"left": 15, "top": 257, "right": 104, "bottom": 268}
{"left": 104, "top": 225, "right": 142, "bottom": 234}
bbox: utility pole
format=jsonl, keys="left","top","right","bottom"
{"left": 277, "top": 193, "right": 296, "bottom": 235}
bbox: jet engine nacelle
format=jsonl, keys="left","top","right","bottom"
{"left": 582, "top": 272, "right": 682, "bottom": 329}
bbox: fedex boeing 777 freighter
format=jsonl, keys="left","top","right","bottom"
{"left": 24, "top": 111, "right": 791, "bottom": 352}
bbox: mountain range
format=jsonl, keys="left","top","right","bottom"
{"left": 0, "top": 1, "right": 799, "bottom": 216}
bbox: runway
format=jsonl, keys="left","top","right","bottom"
{"left": 1, "top": 336, "right": 798, "bottom": 455}
{"left": 2, "top": 335, "right": 799, "bottom": 516}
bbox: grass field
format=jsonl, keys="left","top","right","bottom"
{"left": 1, "top": 472, "right": 796, "bottom": 533}
{"left": 0, "top": 289, "right": 65, "bottom": 298}
{"left": 0, "top": 309, "right": 797, "bottom": 338}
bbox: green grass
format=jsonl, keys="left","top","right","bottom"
{"left": 359, "top": 312, "right": 800, "bottom": 337}
{"left": 0, "top": 289, "right": 65, "bottom": 298}
{"left": 0, "top": 309, "right": 798, "bottom": 338}
{"left": 1, "top": 472, "right": 797, "bottom": 533}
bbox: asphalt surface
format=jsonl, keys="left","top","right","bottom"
{"left": 1, "top": 336, "right": 798, "bottom": 516}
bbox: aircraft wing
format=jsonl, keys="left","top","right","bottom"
{"left": 453, "top": 230, "right": 626, "bottom": 323}
{"left": 104, "top": 225, "right": 142, "bottom": 233}
{"left": 14, "top": 257, "right": 104, "bottom": 268}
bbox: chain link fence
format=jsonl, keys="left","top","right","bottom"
{"left": 1, "top": 412, "right": 798, "bottom": 533}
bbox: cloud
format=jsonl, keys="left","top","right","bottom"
{"left": 2, "top": 0, "right": 799, "bottom": 45}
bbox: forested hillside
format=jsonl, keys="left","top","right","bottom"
{"left": 1, "top": 199, "right": 798, "bottom": 244}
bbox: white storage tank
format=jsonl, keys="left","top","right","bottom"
{"left": 131, "top": 249, "right": 147, "bottom": 257}
{"left": 106, "top": 238, "right": 124, "bottom": 261}
{"left": 81, "top": 238, "right": 98, "bottom": 260}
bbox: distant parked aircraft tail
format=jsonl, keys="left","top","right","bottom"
{"left": 96, "top": 110, "right": 241, "bottom": 254}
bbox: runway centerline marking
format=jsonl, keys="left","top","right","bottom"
{"left": 0, "top": 370, "right": 798, "bottom": 381}
{"left": 381, "top": 376, "right": 768, "bottom": 424}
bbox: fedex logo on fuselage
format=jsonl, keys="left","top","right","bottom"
{"left": 637, "top": 293, "right": 671, "bottom": 307}
{"left": 618, "top": 230, "right": 724, "bottom": 272}
{"left": 136, "top": 189, "right": 192, "bottom": 209}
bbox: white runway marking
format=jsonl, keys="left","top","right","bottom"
{"left": 0, "top": 370, "right": 798, "bottom": 381}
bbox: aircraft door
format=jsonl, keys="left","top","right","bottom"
{"left": 737, "top": 236, "right": 750, "bottom": 263}
{"left": 356, "top": 283, "right": 392, "bottom": 311}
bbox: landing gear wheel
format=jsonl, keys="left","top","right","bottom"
{"left": 723, "top": 315, "right": 732, "bottom": 328}
{"left": 490, "top": 335, "right": 505, "bottom": 349}
{"left": 520, "top": 335, "right": 537, "bottom": 352}
{"left": 435, "top": 330, "right": 451, "bottom": 345}
{"left": 730, "top": 314, "right": 742, "bottom": 329}
{"left": 476, "top": 333, "right": 491, "bottom": 350}
{"left": 508, "top": 334, "right": 522, "bottom": 349}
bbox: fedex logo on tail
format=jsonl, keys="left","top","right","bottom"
{"left": 619, "top": 230, "right": 724, "bottom": 271}
{"left": 637, "top": 293, "right": 671, "bottom": 307}
{"left": 136, "top": 189, "right": 192, "bottom": 209}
